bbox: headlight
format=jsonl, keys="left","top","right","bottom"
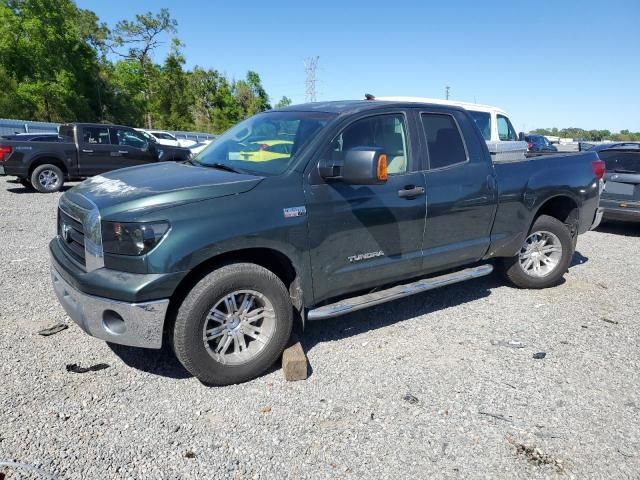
{"left": 102, "top": 221, "right": 170, "bottom": 256}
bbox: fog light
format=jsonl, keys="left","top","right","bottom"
{"left": 103, "top": 310, "right": 126, "bottom": 335}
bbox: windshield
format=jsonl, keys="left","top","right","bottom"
{"left": 468, "top": 111, "right": 491, "bottom": 141}
{"left": 194, "top": 111, "right": 336, "bottom": 175}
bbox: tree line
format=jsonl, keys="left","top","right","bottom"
{"left": 531, "top": 127, "right": 640, "bottom": 142}
{"left": 0, "top": 0, "right": 292, "bottom": 133}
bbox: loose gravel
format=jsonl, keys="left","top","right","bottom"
{"left": 0, "top": 176, "right": 639, "bottom": 479}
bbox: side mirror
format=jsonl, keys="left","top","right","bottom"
{"left": 320, "top": 147, "right": 388, "bottom": 185}
{"left": 518, "top": 132, "right": 525, "bottom": 141}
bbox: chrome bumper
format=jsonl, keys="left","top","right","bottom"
{"left": 51, "top": 265, "right": 169, "bottom": 349}
{"left": 590, "top": 207, "right": 604, "bottom": 231}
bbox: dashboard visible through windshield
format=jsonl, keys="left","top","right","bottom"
{"left": 193, "top": 111, "right": 336, "bottom": 175}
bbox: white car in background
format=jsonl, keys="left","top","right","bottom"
{"left": 189, "top": 140, "right": 213, "bottom": 157}
{"left": 136, "top": 129, "right": 196, "bottom": 148}
{"left": 374, "top": 96, "right": 528, "bottom": 162}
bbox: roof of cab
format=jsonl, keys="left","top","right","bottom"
{"left": 273, "top": 100, "right": 467, "bottom": 115}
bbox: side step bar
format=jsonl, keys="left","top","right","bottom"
{"left": 307, "top": 264, "right": 493, "bottom": 321}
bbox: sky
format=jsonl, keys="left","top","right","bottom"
{"left": 77, "top": 0, "right": 640, "bottom": 132}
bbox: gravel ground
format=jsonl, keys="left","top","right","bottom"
{"left": 0, "top": 175, "right": 639, "bottom": 479}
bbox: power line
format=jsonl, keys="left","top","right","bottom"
{"left": 304, "top": 56, "right": 319, "bottom": 103}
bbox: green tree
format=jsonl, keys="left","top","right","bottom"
{"left": 0, "top": 0, "right": 106, "bottom": 121}
{"left": 111, "top": 8, "right": 177, "bottom": 128}
{"left": 154, "top": 39, "right": 193, "bottom": 130}
{"left": 275, "top": 96, "right": 292, "bottom": 108}
{"left": 189, "top": 67, "right": 241, "bottom": 133}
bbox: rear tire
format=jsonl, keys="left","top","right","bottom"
{"left": 499, "top": 215, "right": 573, "bottom": 289}
{"left": 172, "top": 263, "right": 293, "bottom": 385}
{"left": 31, "top": 164, "right": 64, "bottom": 193}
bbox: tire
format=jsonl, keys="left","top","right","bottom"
{"left": 172, "top": 263, "right": 293, "bottom": 385}
{"left": 499, "top": 214, "right": 573, "bottom": 289}
{"left": 31, "top": 164, "right": 64, "bottom": 193}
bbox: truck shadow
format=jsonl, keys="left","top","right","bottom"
{"left": 107, "top": 342, "right": 192, "bottom": 380}
{"left": 301, "top": 274, "right": 501, "bottom": 354}
{"left": 106, "top": 263, "right": 580, "bottom": 382}
{"left": 6, "top": 185, "right": 73, "bottom": 194}
{"left": 570, "top": 250, "right": 589, "bottom": 267}
{"left": 595, "top": 221, "right": 640, "bottom": 237}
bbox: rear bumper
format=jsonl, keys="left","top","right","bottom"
{"left": 600, "top": 199, "right": 640, "bottom": 223}
{"left": 0, "top": 162, "right": 27, "bottom": 177}
{"left": 51, "top": 262, "right": 169, "bottom": 349}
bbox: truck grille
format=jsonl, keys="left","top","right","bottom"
{"left": 58, "top": 208, "right": 86, "bottom": 266}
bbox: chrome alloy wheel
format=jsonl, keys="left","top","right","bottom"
{"left": 38, "top": 169, "right": 59, "bottom": 190}
{"left": 202, "top": 290, "right": 276, "bottom": 365}
{"left": 518, "top": 230, "right": 563, "bottom": 278}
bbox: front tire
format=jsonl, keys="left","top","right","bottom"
{"left": 172, "top": 263, "right": 293, "bottom": 385}
{"left": 31, "top": 164, "right": 64, "bottom": 193}
{"left": 500, "top": 214, "right": 573, "bottom": 289}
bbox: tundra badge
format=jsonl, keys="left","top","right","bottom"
{"left": 348, "top": 251, "right": 384, "bottom": 263}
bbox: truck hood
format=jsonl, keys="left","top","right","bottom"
{"left": 66, "top": 162, "right": 263, "bottom": 217}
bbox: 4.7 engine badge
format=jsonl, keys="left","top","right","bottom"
{"left": 283, "top": 206, "right": 307, "bottom": 218}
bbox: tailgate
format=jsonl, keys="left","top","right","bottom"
{"left": 600, "top": 149, "right": 640, "bottom": 201}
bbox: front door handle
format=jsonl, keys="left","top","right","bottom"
{"left": 118, "top": 150, "right": 128, "bottom": 154}
{"left": 397, "top": 186, "right": 425, "bottom": 198}
{"left": 81, "top": 149, "right": 94, "bottom": 153}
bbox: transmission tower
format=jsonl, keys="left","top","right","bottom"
{"left": 445, "top": 85, "right": 450, "bottom": 100}
{"left": 304, "top": 56, "right": 319, "bottom": 103}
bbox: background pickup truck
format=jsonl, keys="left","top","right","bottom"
{"left": 0, "top": 123, "right": 191, "bottom": 192}
{"left": 49, "top": 100, "right": 604, "bottom": 386}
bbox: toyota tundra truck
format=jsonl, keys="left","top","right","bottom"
{"left": 49, "top": 100, "right": 604, "bottom": 385}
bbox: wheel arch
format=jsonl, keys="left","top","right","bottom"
{"left": 531, "top": 194, "right": 580, "bottom": 231}
{"left": 28, "top": 156, "right": 68, "bottom": 178}
{"left": 165, "top": 247, "right": 306, "bottom": 335}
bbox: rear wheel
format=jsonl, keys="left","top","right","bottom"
{"left": 499, "top": 215, "right": 573, "bottom": 289}
{"left": 172, "top": 263, "right": 293, "bottom": 385}
{"left": 31, "top": 164, "right": 64, "bottom": 193}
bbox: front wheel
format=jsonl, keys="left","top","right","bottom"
{"left": 499, "top": 214, "right": 573, "bottom": 289}
{"left": 31, "top": 164, "right": 64, "bottom": 193}
{"left": 172, "top": 263, "right": 293, "bottom": 385}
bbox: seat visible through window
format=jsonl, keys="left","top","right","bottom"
{"left": 329, "top": 114, "right": 409, "bottom": 175}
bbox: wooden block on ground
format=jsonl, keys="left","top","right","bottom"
{"left": 282, "top": 340, "right": 308, "bottom": 381}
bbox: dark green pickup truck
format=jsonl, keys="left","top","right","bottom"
{"left": 49, "top": 100, "right": 604, "bottom": 385}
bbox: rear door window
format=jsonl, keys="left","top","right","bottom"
{"left": 110, "top": 128, "right": 149, "bottom": 150}
{"left": 467, "top": 111, "right": 491, "bottom": 141}
{"left": 497, "top": 115, "right": 518, "bottom": 141}
{"left": 82, "top": 127, "right": 110, "bottom": 145}
{"left": 421, "top": 113, "right": 468, "bottom": 169}
{"left": 600, "top": 150, "right": 640, "bottom": 173}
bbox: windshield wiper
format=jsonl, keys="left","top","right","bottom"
{"left": 204, "top": 162, "right": 244, "bottom": 174}
{"left": 613, "top": 168, "right": 638, "bottom": 174}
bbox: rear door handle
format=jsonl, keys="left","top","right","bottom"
{"left": 81, "top": 149, "right": 94, "bottom": 153}
{"left": 397, "top": 186, "right": 425, "bottom": 198}
{"left": 118, "top": 150, "right": 128, "bottom": 154}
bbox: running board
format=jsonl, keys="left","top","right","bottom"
{"left": 307, "top": 264, "right": 493, "bottom": 321}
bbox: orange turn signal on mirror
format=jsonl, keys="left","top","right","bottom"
{"left": 377, "top": 154, "right": 388, "bottom": 181}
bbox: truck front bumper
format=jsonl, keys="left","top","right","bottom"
{"left": 51, "top": 264, "right": 169, "bottom": 349}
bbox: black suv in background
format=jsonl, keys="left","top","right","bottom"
{"left": 593, "top": 143, "right": 640, "bottom": 222}
{"left": 525, "top": 134, "right": 558, "bottom": 154}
